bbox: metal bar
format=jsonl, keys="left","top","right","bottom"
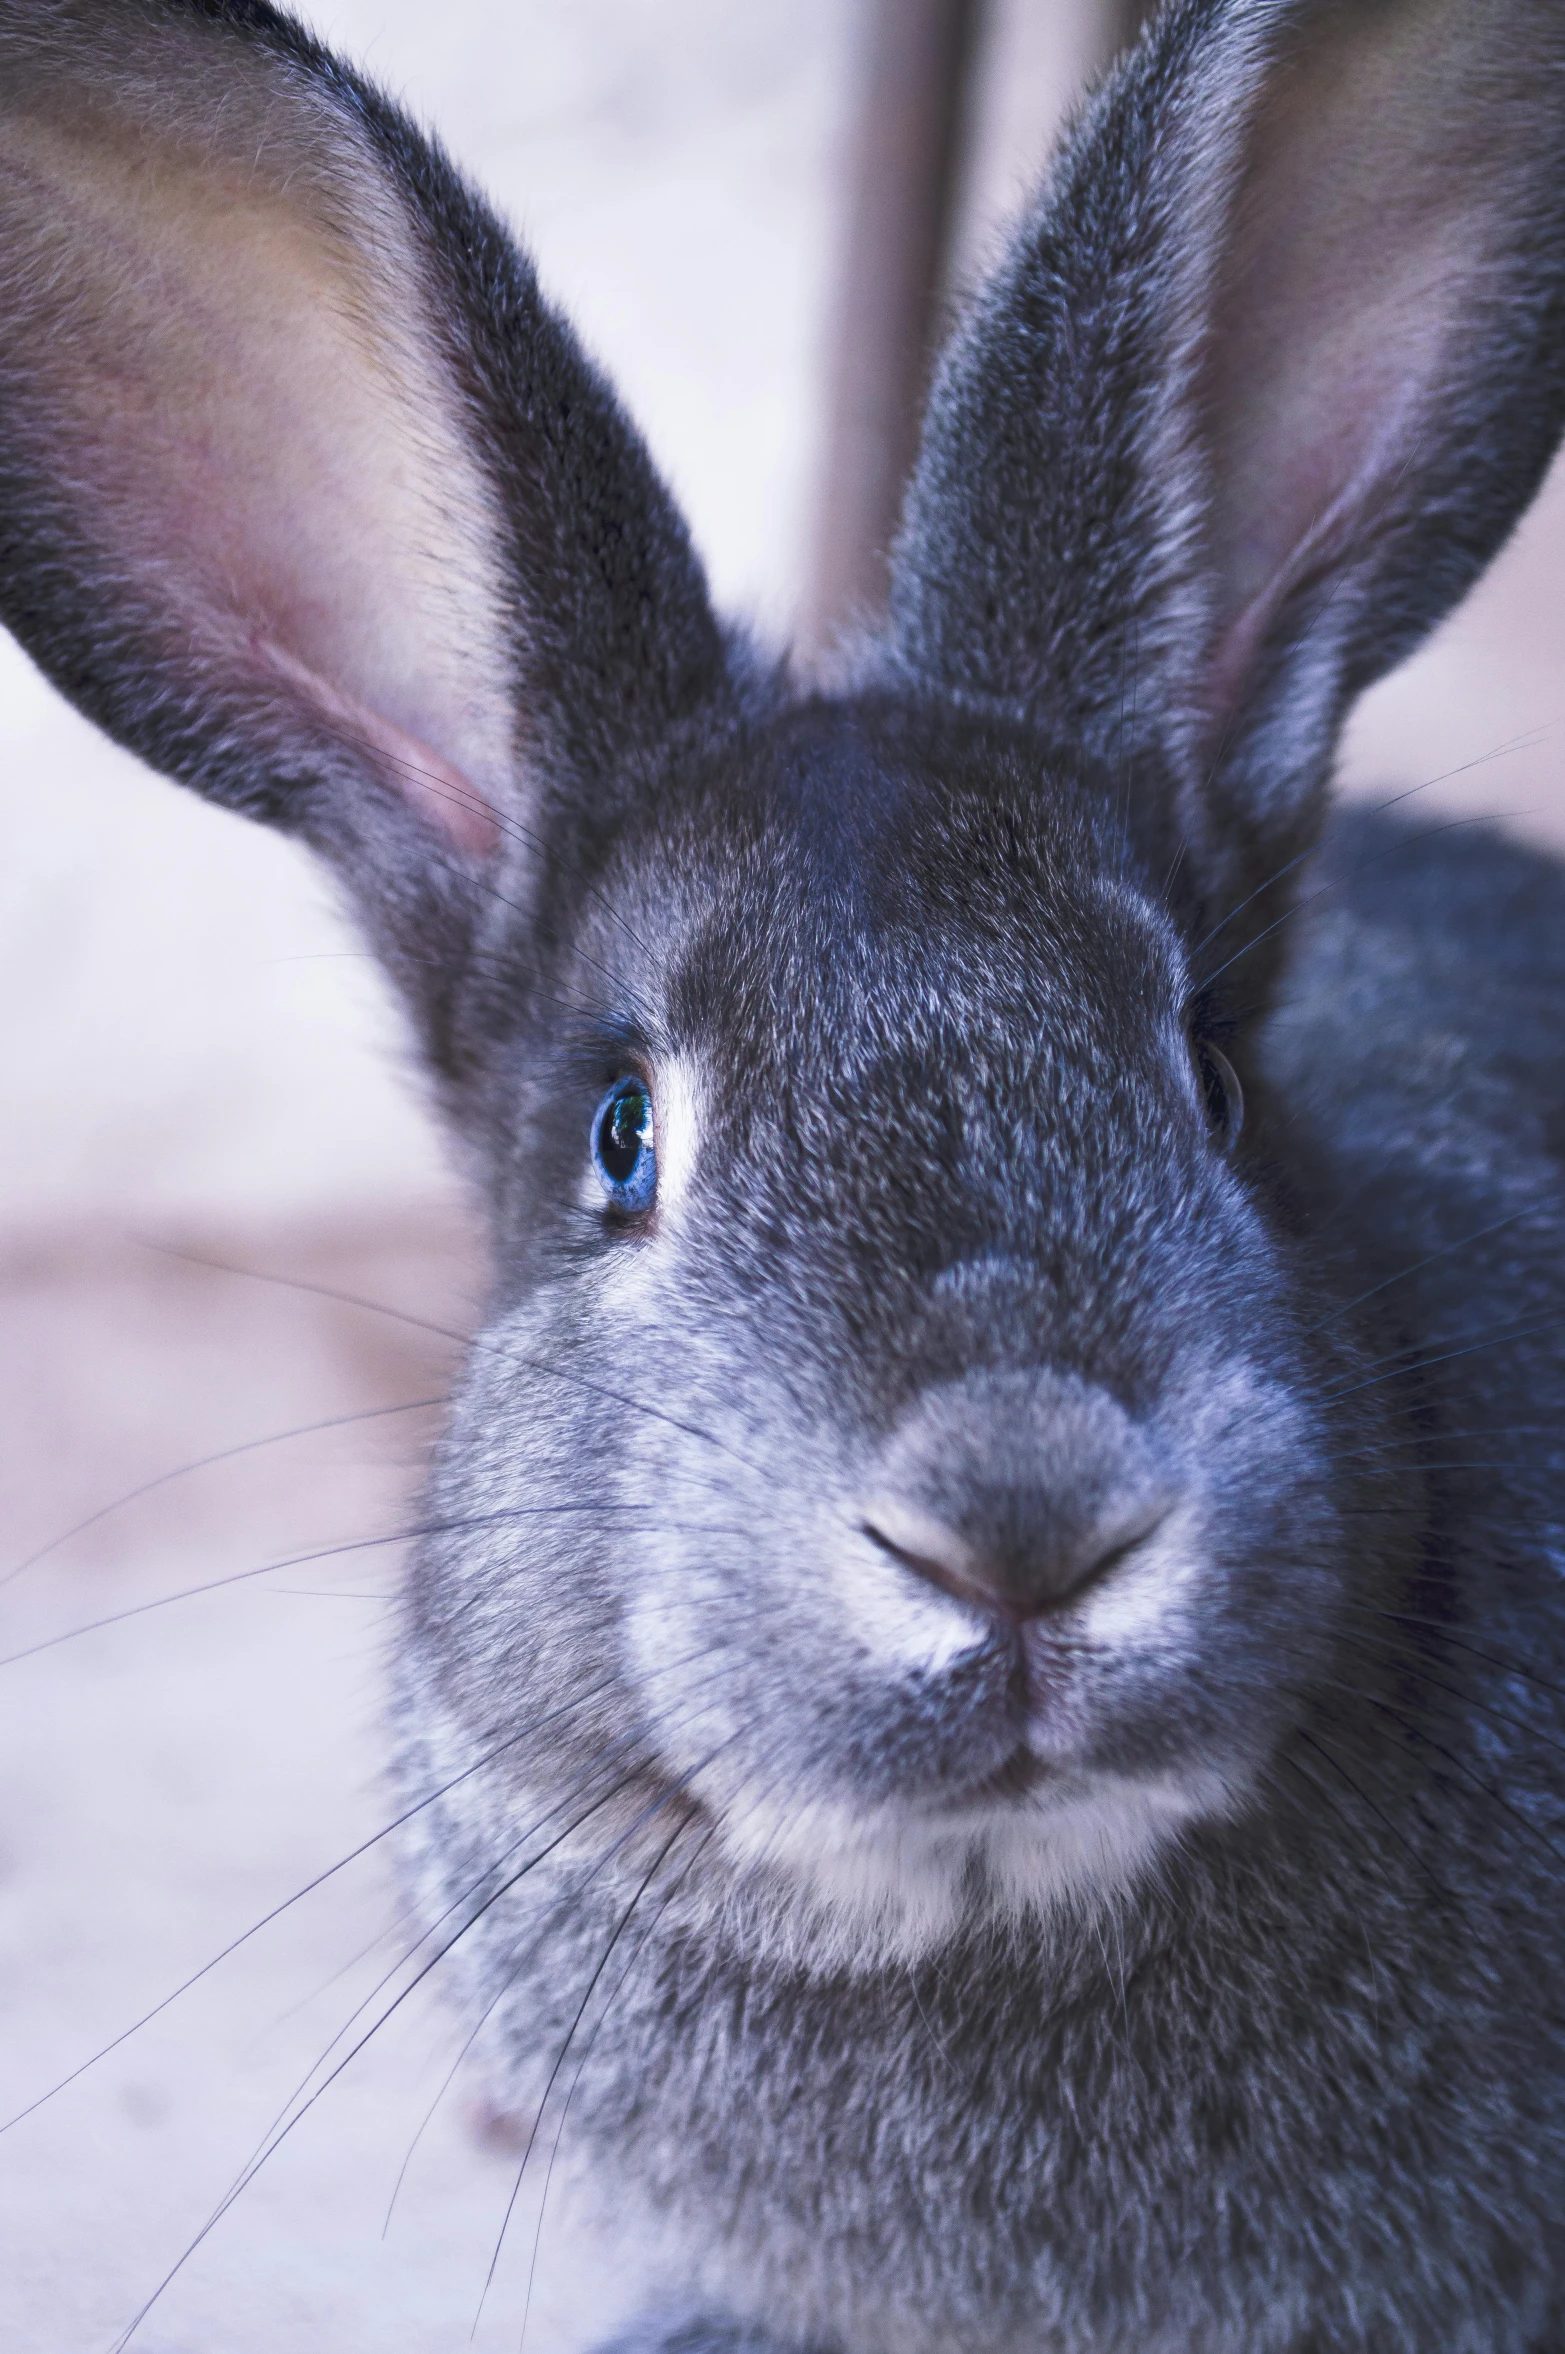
{"left": 803, "top": 0, "right": 986, "bottom": 652}
{"left": 802, "top": 0, "right": 1158, "bottom": 657}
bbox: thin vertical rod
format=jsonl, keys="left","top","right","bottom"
{"left": 804, "top": 0, "right": 985, "bottom": 652}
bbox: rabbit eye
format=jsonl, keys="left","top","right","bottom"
{"left": 592, "top": 1078, "right": 657, "bottom": 1213}
{"left": 1194, "top": 1042, "right": 1244, "bottom": 1149}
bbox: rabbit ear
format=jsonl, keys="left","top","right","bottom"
{"left": 0, "top": 0, "right": 731, "bottom": 1068}
{"left": 887, "top": 0, "right": 1565, "bottom": 922}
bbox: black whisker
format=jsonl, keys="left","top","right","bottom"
{"left": 1289, "top": 1722, "right": 1458, "bottom": 1914}
{"left": 473, "top": 1808, "right": 696, "bottom": 2333}
{"left": 1330, "top": 1612, "right": 1565, "bottom": 1762}
{"left": 281, "top": 1649, "right": 734, "bottom": 2140}
{"left": 519, "top": 1818, "right": 722, "bottom": 2352}
{"left": 1193, "top": 733, "right": 1545, "bottom": 960}
{"left": 1363, "top": 1607, "right": 1565, "bottom": 1709}
{"left": 0, "top": 1495, "right": 757, "bottom": 1669}
{"left": 0, "top": 1670, "right": 626, "bottom": 2138}
{"left": 1316, "top": 1674, "right": 1565, "bottom": 1880}
{"left": 0, "top": 1393, "right": 449, "bottom": 1591}
{"left": 107, "top": 1743, "right": 679, "bottom": 2352}
{"left": 1303, "top": 1193, "right": 1563, "bottom": 1338}
{"left": 1267, "top": 1749, "right": 1385, "bottom": 2002}
{"left": 379, "top": 1661, "right": 739, "bottom": 2236}
{"left": 134, "top": 1239, "right": 771, "bottom": 1477}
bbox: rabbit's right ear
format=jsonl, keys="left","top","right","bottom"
{"left": 888, "top": 0, "right": 1565, "bottom": 955}
{"left": 0, "top": 0, "right": 734, "bottom": 1074}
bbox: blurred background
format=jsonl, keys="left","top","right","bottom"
{"left": 1, "top": 2, "right": 1562, "bottom": 2346}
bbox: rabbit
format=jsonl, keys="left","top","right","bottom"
{"left": 4, "top": 0, "right": 1565, "bottom": 2347}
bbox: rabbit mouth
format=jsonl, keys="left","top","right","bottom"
{"left": 962, "top": 1747, "right": 1054, "bottom": 1803}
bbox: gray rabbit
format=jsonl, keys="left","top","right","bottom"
{"left": 4, "top": 0, "right": 1565, "bottom": 2346}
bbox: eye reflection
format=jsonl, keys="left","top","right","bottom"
{"left": 592, "top": 1078, "right": 657, "bottom": 1212}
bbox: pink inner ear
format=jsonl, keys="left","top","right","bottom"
{"left": 1192, "top": 0, "right": 1498, "bottom": 757}
{"left": 257, "top": 640, "right": 502, "bottom": 860}
{"left": 1200, "top": 360, "right": 1423, "bottom": 744}
{"left": 1, "top": 24, "right": 521, "bottom": 871}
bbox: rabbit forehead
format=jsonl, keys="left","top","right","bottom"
{"left": 515, "top": 721, "right": 1207, "bottom": 1321}
{"left": 602, "top": 708, "right": 1192, "bottom": 1069}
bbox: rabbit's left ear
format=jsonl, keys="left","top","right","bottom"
{"left": 888, "top": 0, "right": 1565, "bottom": 928}
{"left": 0, "top": 0, "right": 733, "bottom": 1076}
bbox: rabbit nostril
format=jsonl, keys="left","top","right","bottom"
{"left": 861, "top": 1503, "right": 1167, "bottom": 1624}
{"left": 860, "top": 1511, "right": 1006, "bottom": 1619}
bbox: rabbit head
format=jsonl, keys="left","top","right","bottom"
{"left": 2, "top": 0, "right": 1564, "bottom": 1986}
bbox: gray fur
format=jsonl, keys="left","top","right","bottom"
{"left": 4, "top": 1, "right": 1565, "bottom": 2348}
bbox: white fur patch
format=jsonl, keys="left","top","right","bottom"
{"left": 700, "top": 1508, "right": 1234, "bottom": 1963}
{"left": 649, "top": 1053, "right": 702, "bottom": 1220}
{"left": 716, "top": 1765, "right": 1238, "bottom": 1966}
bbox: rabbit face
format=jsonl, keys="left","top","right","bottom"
{"left": 407, "top": 706, "right": 1345, "bottom": 1958}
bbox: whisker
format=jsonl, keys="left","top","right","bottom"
{"left": 264, "top": 1586, "right": 391, "bottom": 1600}
{"left": 382, "top": 1663, "right": 740, "bottom": 2235}
{"left": 1289, "top": 1723, "right": 1458, "bottom": 1914}
{"left": 473, "top": 1806, "right": 697, "bottom": 2333}
{"left": 519, "top": 1818, "right": 722, "bottom": 2352}
{"left": 273, "top": 1649, "right": 735, "bottom": 2134}
{"left": 1322, "top": 1300, "right": 1565, "bottom": 1390}
{"left": 503, "top": 1732, "right": 811, "bottom": 2341}
{"left": 1197, "top": 807, "right": 1526, "bottom": 995}
{"left": 315, "top": 714, "right": 660, "bottom": 987}
{"left": 107, "top": 1743, "right": 677, "bottom": 2352}
{"left": 1321, "top": 1309, "right": 1565, "bottom": 1405}
{"left": 1357, "top": 1607, "right": 1565, "bottom": 1708}
{"left": 1302, "top": 1193, "right": 1563, "bottom": 1338}
{"left": 1334, "top": 1461, "right": 1548, "bottom": 1481}
{"left": 1325, "top": 1419, "right": 1565, "bottom": 1459}
{"left": 247, "top": 1749, "right": 659, "bottom": 2175}
{"left": 0, "top": 1394, "right": 449, "bottom": 1591}
{"left": 0, "top": 1498, "right": 757, "bottom": 1669}
{"left": 253, "top": 1887, "right": 433, "bottom": 2056}
{"left": 1315, "top": 1674, "right": 1565, "bottom": 1879}
{"left": 1267, "top": 1749, "right": 1385, "bottom": 2002}
{"left": 1192, "top": 732, "right": 1546, "bottom": 959}
{"left": 134, "top": 1240, "right": 771, "bottom": 1477}
{"left": 0, "top": 1510, "right": 544, "bottom": 1671}
{"left": 0, "top": 1669, "right": 628, "bottom": 2137}
{"left": 110, "top": 1644, "right": 739, "bottom": 2348}
{"left": 1330, "top": 1612, "right": 1565, "bottom": 1761}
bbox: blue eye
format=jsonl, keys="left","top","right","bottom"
{"left": 591, "top": 1078, "right": 657, "bottom": 1213}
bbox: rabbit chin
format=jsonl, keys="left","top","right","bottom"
{"left": 712, "top": 1763, "right": 1243, "bottom": 1967}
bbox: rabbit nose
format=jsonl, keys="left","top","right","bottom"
{"left": 860, "top": 1496, "right": 1157, "bottom": 1625}
{"left": 858, "top": 1370, "right": 1173, "bottom": 1626}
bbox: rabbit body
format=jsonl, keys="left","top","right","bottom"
{"left": 395, "top": 797, "right": 1565, "bottom": 2354}
{"left": 4, "top": 1, "right": 1565, "bottom": 2347}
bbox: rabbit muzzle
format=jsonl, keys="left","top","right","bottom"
{"left": 608, "top": 1330, "right": 1333, "bottom": 1958}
